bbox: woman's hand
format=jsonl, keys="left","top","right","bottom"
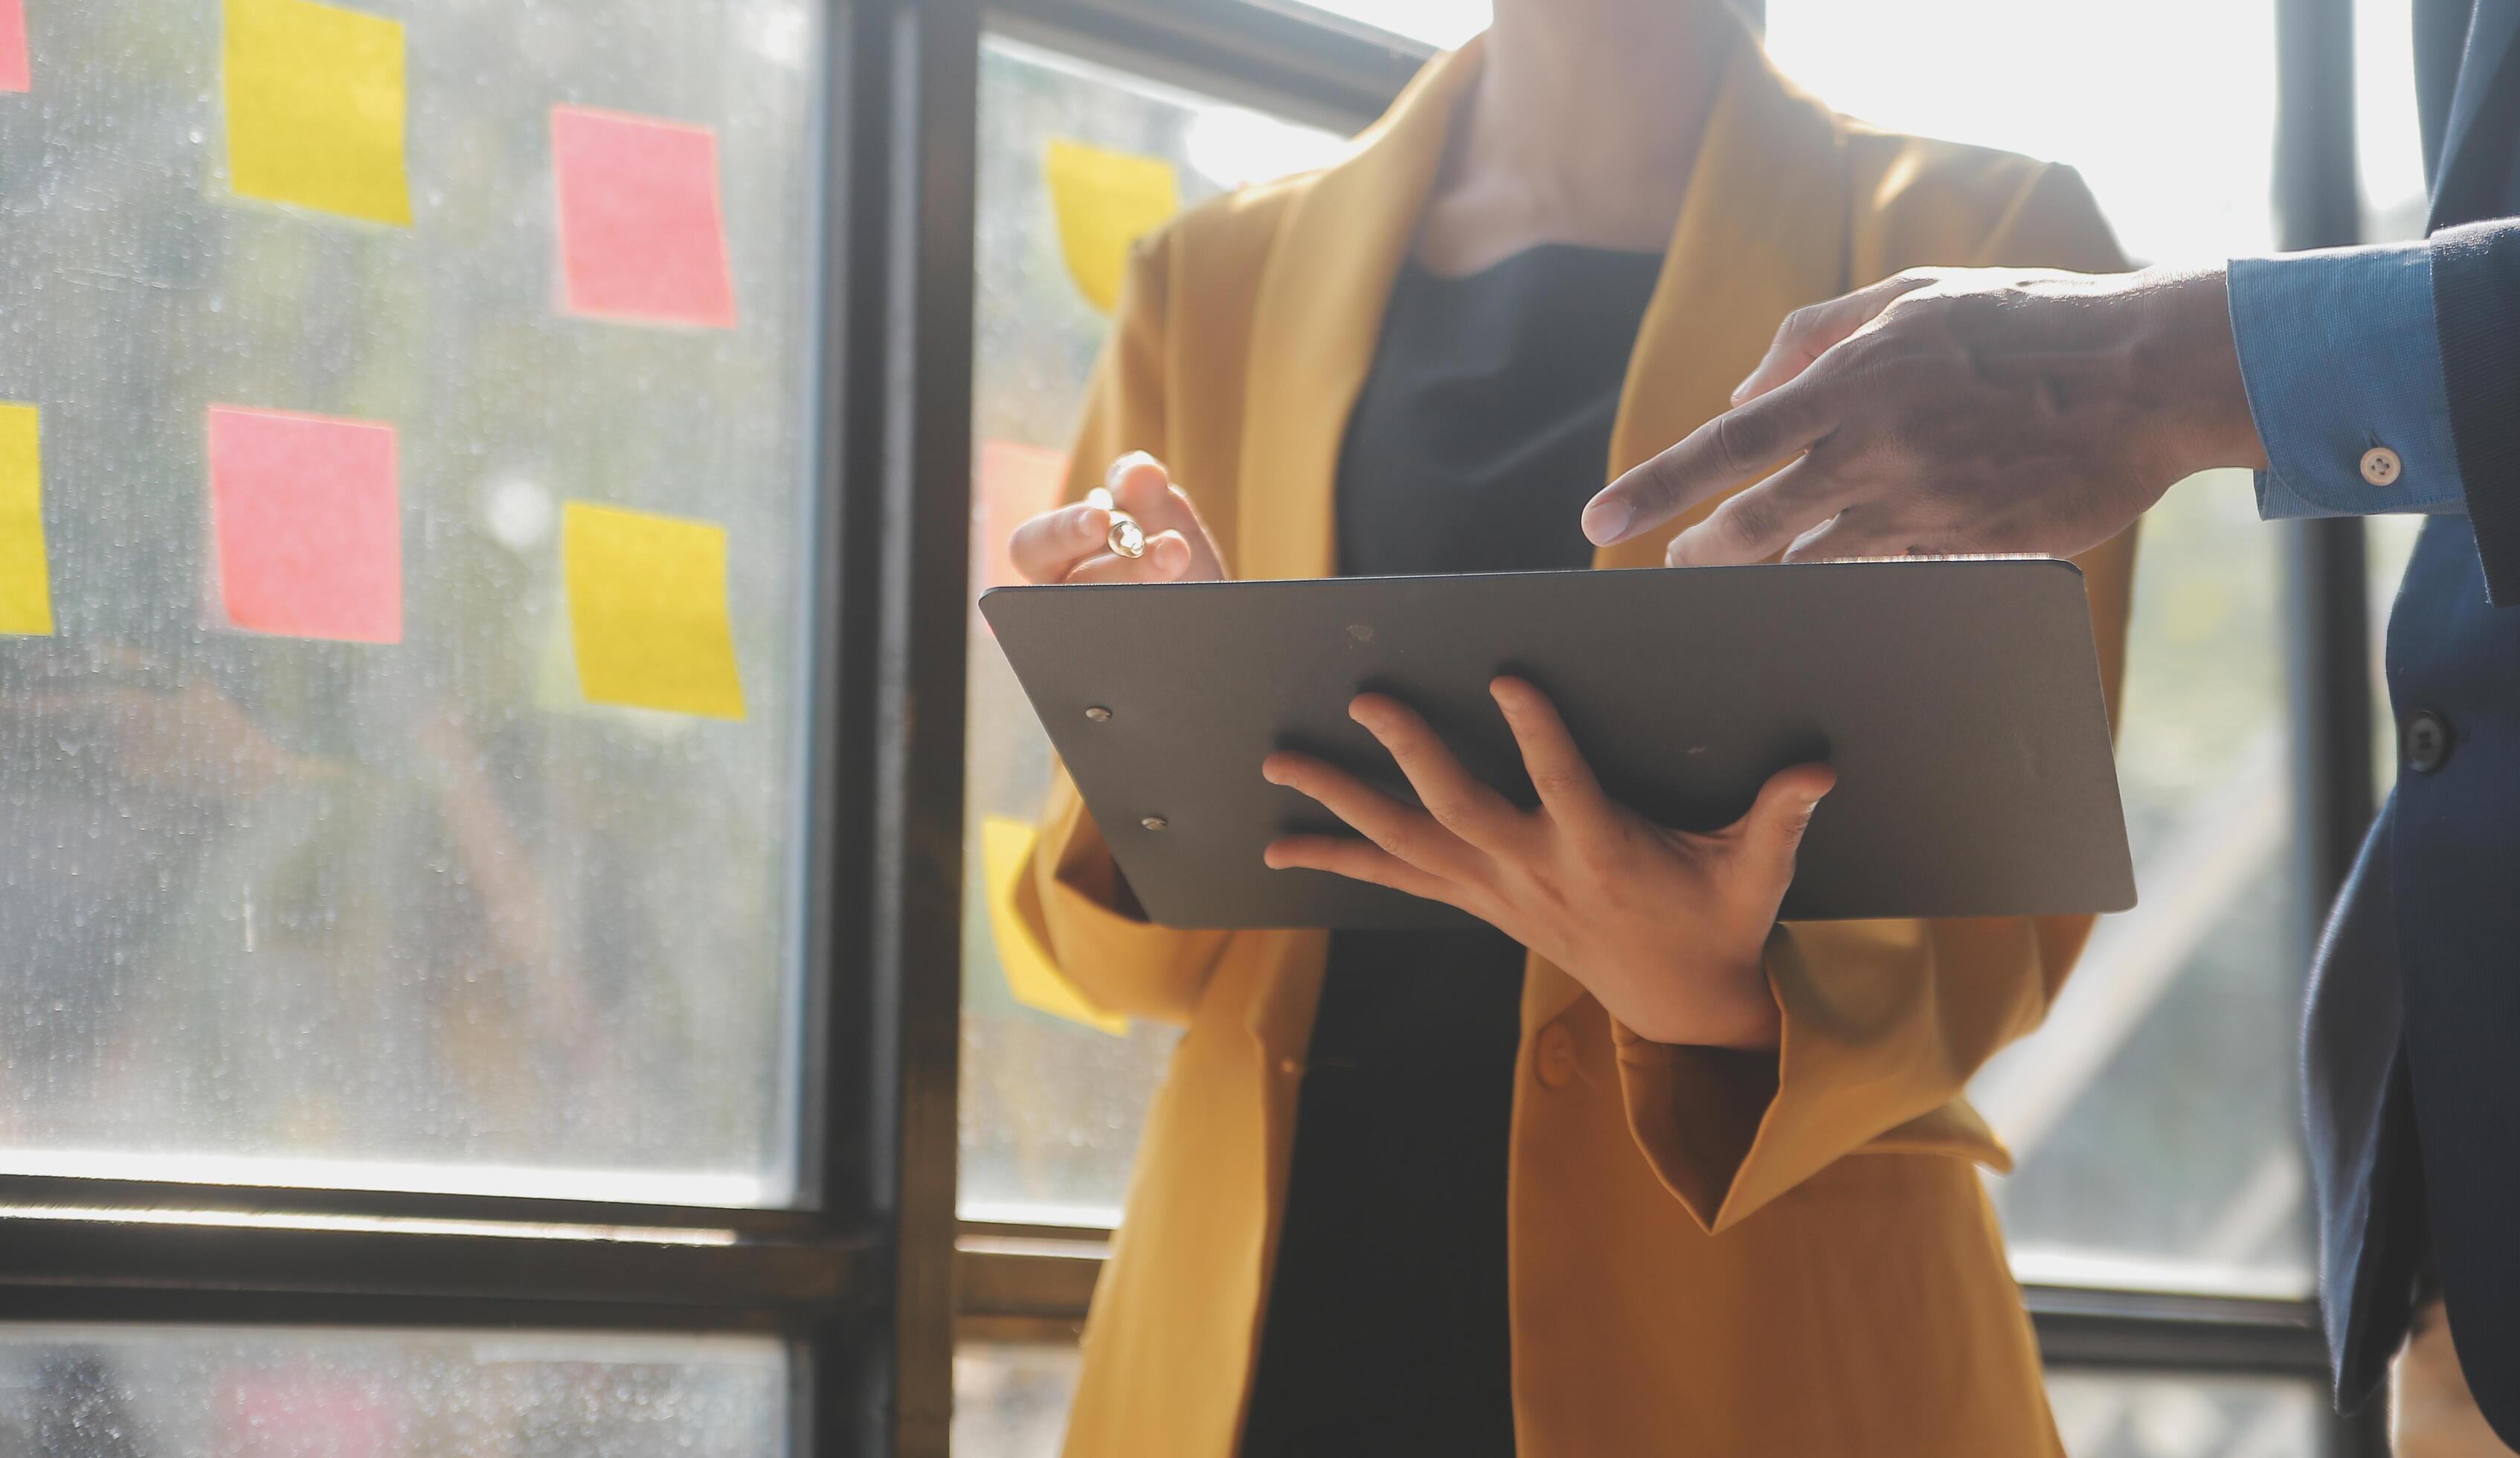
{"left": 1009, "top": 452, "right": 1230, "bottom": 585}
{"left": 1261, "top": 678, "right": 1836, "bottom": 1051}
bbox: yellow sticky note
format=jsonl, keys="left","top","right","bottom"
{"left": 222, "top": 0, "right": 411, "bottom": 226}
{"left": 1045, "top": 138, "right": 1178, "bottom": 315}
{"left": 983, "top": 816, "right": 1128, "bottom": 1037}
{"left": 562, "top": 501, "right": 747, "bottom": 720}
{"left": 0, "top": 402, "right": 51, "bottom": 636}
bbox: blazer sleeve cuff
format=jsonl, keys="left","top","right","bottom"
{"left": 1018, "top": 776, "right": 1232, "bottom": 1026}
{"left": 1613, "top": 918, "right": 2031, "bottom": 1233}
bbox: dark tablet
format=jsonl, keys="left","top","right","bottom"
{"left": 980, "top": 560, "right": 2133, "bottom": 929}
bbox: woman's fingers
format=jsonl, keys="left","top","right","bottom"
{"left": 1262, "top": 749, "right": 1478, "bottom": 879}
{"left": 1262, "top": 834, "right": 1464, "bottom": 908}
{"left": 1008, "top": 502, "right": 1115, "bottom": 584}
{"left": 1347, "top": 693, "right": 1520, "bottom": 850}
{"left": 1060, "top": 530, "right": 1194, "bottom": 584}
{"left": 1106, "top": 452, "right": 1229, "bottom": 581}
{"left": 1728, "top": 761, "right": 1838, "bottom": 890}
{"left": 1488, "top": 677, "right": 1613, "bottom": 834}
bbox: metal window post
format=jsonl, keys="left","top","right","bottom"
{"left": 2272, "top": 0, "right": 2387, "bottom": 1451}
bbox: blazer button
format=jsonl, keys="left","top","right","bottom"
{"left": 2404, "top": 710, "right": 2452, "bottom": 774}
{"left": 1535, "top": 1024, "right": 1581, "bottom": 1089}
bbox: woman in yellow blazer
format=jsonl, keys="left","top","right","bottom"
{"left": 998, "top": 1, "right": 2135, "bottom": 1453}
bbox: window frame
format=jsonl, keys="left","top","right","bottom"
{"left": 951, "top": 2, "right": 2392, "bottom": 1454}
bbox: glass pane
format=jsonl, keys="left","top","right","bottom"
{"left": 1975, "top": 480, "right": 2310, "bottom": 1294}
{"left": 1761, "top": 2, "right": 2310, "bottom": 1291}
{"left": 1767, "top": 0, "right": 2275, "bottom": 263}
{"left": 960, "top": 36, "right": 1342, "bottom": 1224}
{"left": 954, "top": 1340, "right": 1079, "bottom": 1458}
{"left": 0, "top": 1326, "right": 786, "bottom": 1456}
{"left": 2359, "top": 0, "right": 2430, "bottom": 243}
{"left": 2046, "top": 1372, "right": 2325, "bottom": 1458}
{"left": 0, "top": 1, "right": 825, "bottom": 1204}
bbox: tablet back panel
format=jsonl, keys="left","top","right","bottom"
{"left": 981, "top": 560, "right": 2133, "bottom": 928}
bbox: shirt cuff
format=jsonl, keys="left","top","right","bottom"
{"left": 2228, "top": 243, "right": 2467, "bottom": 518}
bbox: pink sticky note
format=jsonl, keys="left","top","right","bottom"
{"left": 551, "top": 105, "right": 737, "bottom": 329}
{"left": 0, "top": 0, "right": 29, "bottom": 94}
{"left": 208, "top": 405, "right": 402, "bottom": 643}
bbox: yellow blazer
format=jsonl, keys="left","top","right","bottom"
{"left": 1007, "top": 24, "right": 2136, "bottom": 1458}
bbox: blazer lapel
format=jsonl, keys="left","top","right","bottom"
{"left": 2432, "top": 0, "right": 2520, "bottom": 222}
{"left": 1232, "top": 39, "right": 1482, "bottom": 583}
{"left": 1530, "top": 30, "right": 1854, "bottom": 1029}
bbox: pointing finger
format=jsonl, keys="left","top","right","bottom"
{"left": 1584, "top": 382, "right": 1838, "bottom": 547}
{"left": 1664, "top": 456, "right": 1858, "bottom": 568}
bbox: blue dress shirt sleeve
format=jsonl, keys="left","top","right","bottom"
{"left": 2228, "top": 241, "right": 2467, "bottom": 518}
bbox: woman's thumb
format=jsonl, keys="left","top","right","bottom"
{"left": 1743, "top": 762, "right": 1837, "bottom": 881}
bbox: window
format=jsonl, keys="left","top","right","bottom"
{"left": 2, "top": 0, "right": 964, "bottom": 1448}
{"left": 0, "top": 0, "right": 825, "bottom": 1207}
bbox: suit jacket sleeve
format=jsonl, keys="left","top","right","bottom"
{"left": 1613, "top": 162, "right": 2143, "bottom": 1233}
{"left": 1004, "top": 230, "right": 1235, "bottom": 1028}
{"left": 2433, "top": 217, "right": 2520, "bottom": 603}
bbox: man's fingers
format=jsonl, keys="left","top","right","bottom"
{"left": 1261, "top": 750, "right": 1475, "bottom": 877}
{"left": 1662, "top": 456, "right": 1857, "bottom": 568}
{"left": 1347, "top": 693, "right": 1520, "bottom": 850}
{"left": 1733, "top": 762, "right": 1839, "bottom": 888}
{"left": 1059, "top": 530, "right": 1193, "bottom": 583}
{"left": 1777, "top": 507, "right": 1958, "bottom": 563}
{"left": 1488, "top": 677, "right": 1612, "bottom": 834}
{"left": 1731, "top": 273, "right": 1935, "bottom": 406}
{"left": 1583, "top": 385, "right": 1836, "bottom": 547}
{"left": 1009, "top": 503, "right": 1115, "bottom": 584}
{"left": 1262, "top": 835, "right": 1463, "bottom": 908}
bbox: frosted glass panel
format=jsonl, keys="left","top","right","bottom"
{"left": 1767, "top": 0, "right": 2276, "bottom": 263}
{"left": 0, "top": 0, "right": 824, "bottom": 1203}
{"left": 0, "top": 1326, "right": 785, "bottom": 1457}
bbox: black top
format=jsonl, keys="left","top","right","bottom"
{"left": 1239, "top": 246, "right": 1662, "bottom": 1457}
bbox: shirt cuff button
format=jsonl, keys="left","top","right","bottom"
{"left": 2361, "top": 446, "right": 2402, "bottom": 487}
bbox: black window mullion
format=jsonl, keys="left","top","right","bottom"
{"left": 805, "top": 0, "right": 984, "bottom": 1451}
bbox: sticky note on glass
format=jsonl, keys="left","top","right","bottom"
{"left": 0, "top": 1, "right": 30, "bottom": 94}
{"left": 222, "top": 0, "right": 410, "bottom": 226}
{"left": 983, "top": 816, "right": 1128, "bottom": 1037}
{"left": 551, "top": 106, "right": 738, "bottom": 329}
{"left": 0, "top": 402, "right": 53, "bottom": 635}
{"left": 1045, "top": 138, "right": 1178, "bottom": 315}
{"left": 562, "top": 501, "right": 746, "bottom": 719}
{"left": 208, "top": 406, "right": 401, "bottom": 643}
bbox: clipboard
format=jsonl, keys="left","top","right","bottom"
{"left": 980, "top": 559, "right": 2134, "bottom": 930}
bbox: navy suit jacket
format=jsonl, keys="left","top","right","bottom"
{"left": 2307, "top": 0, "right": 2520, "bottom": 1442}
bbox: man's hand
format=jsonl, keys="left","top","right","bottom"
{"left": 1260, "top": 678, "right": 1834, "bottom": 1052}
{"left": 1580, "top": 266, "right": 2270, "bottom": 565}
